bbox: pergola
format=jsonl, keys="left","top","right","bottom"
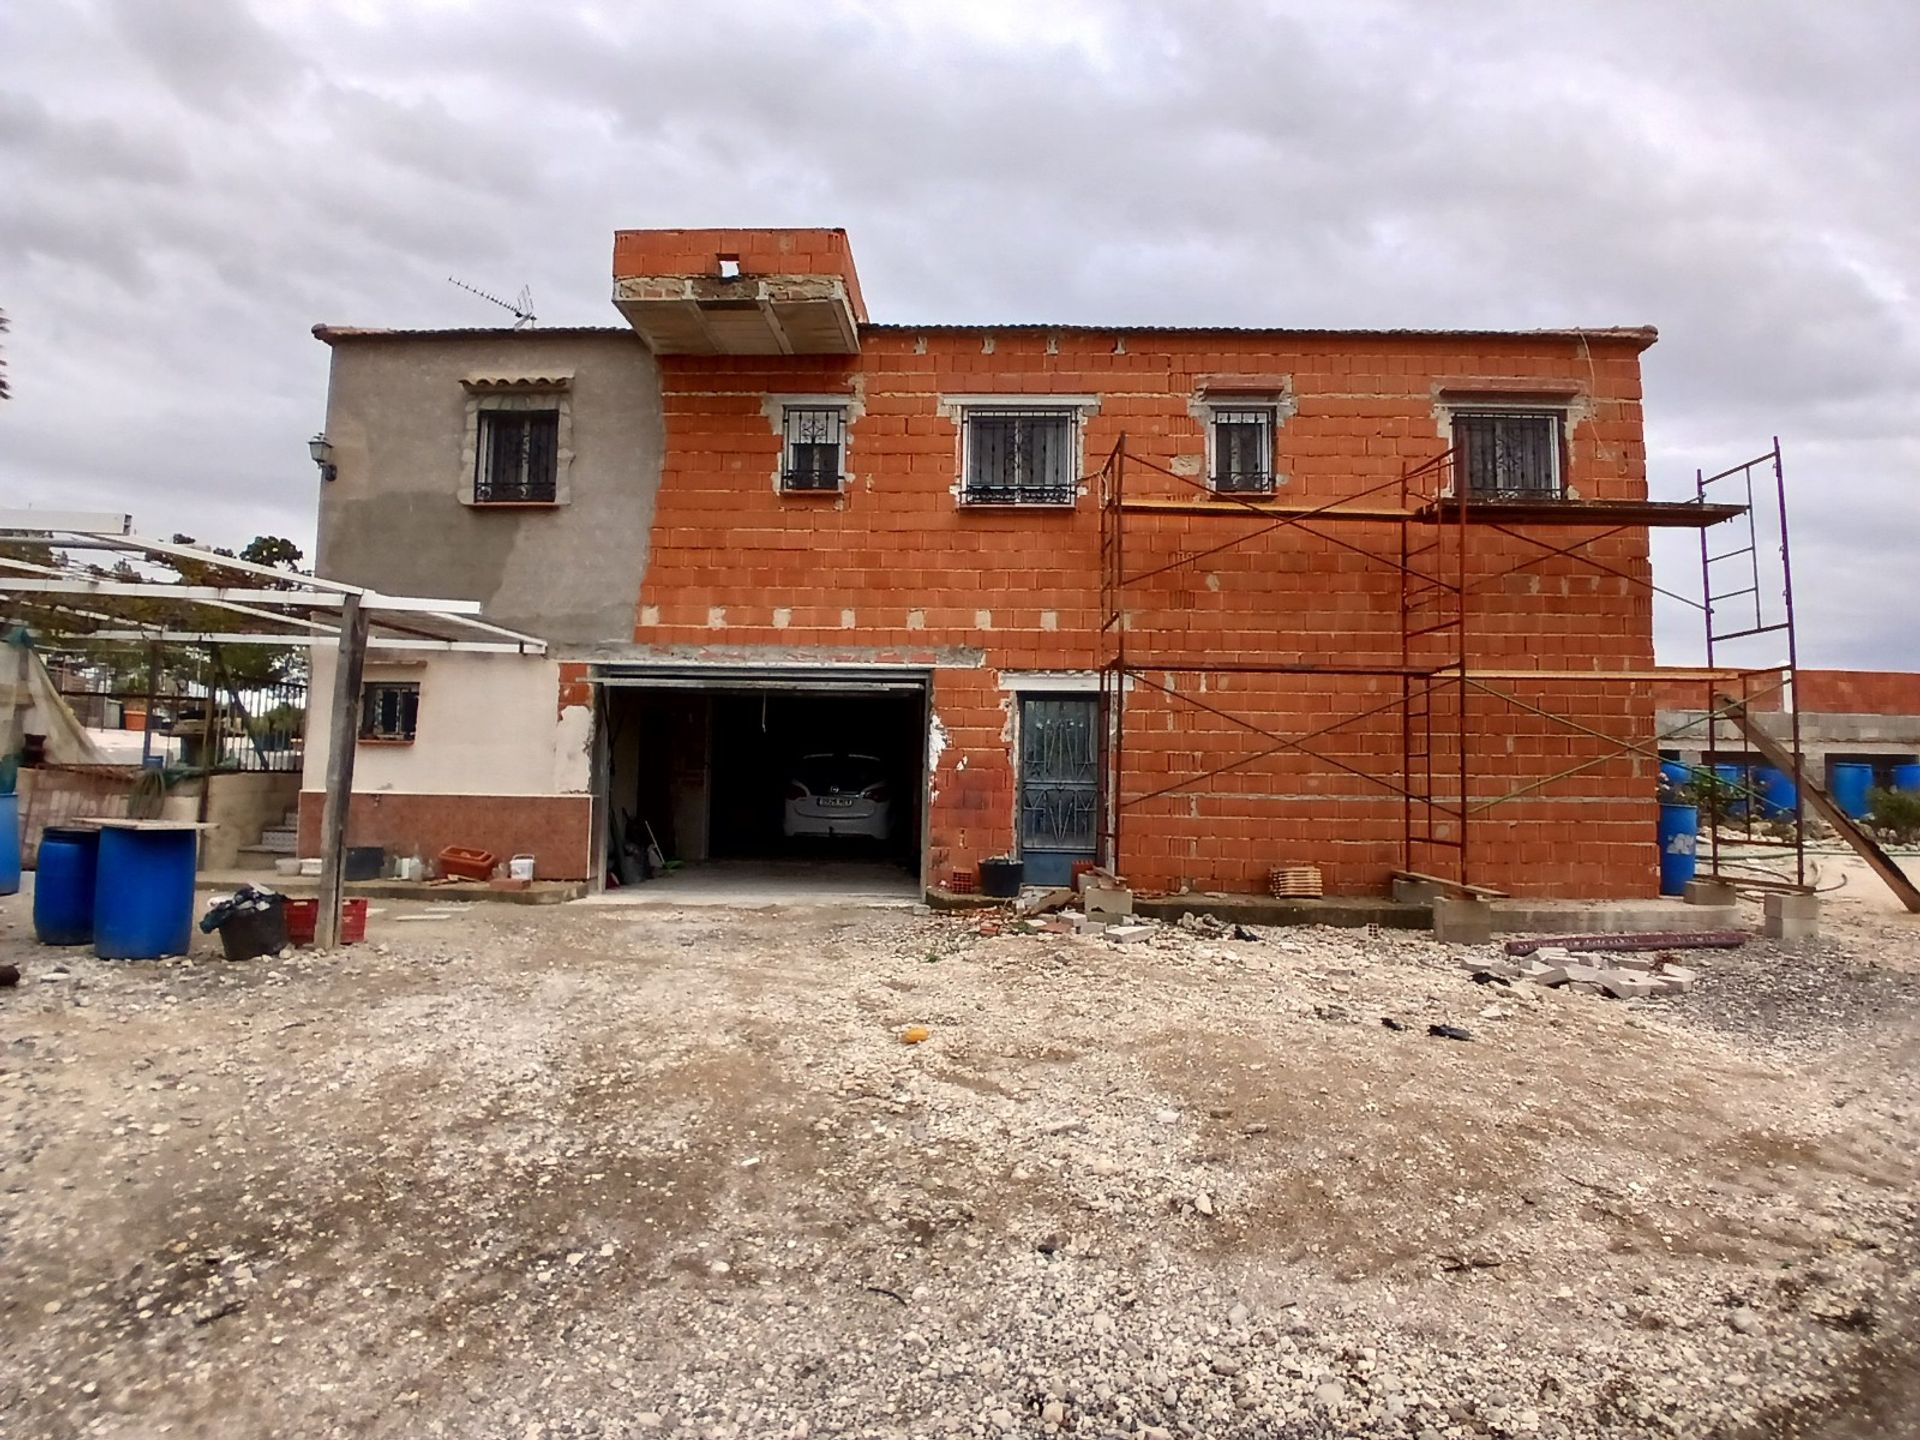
{"left": 0, "top": 510, "right": 547, "bottom": 945}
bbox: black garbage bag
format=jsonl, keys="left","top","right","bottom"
{"left": 199, "top": 885, "right": 289, "bottom": 961}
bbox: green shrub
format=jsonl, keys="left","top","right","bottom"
{"left": 1868, "top": 786, "right": 1920, "bottom": 844}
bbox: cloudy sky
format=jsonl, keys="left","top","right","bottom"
{"left": 3, "top": 0, "right": 1916, "bottom": 666}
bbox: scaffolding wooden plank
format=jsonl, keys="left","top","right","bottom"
{"left": 1427, "top": 498, "right": 1745, "bottom": 528}
{"left": 1117, "top": 497, "right": 1414, "bottom": 521}
{"left": 1718, "top": 695, "right": 1920, "bottom": 913}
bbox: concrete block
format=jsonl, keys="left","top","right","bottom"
{"left": 1652, "top": 965, "right": 1697, "bottom": 995}
{"left": 1684, "top": 878, "right": 1739, "bottom": 908}
{"left": 1105, "top": 923, "right": 1154, "bottom": 945}
{"left": 1392, "top": 876, "right": 1447, "bottom": 904}
{"left": 1598, "top": 971, "right": 1660, "bottom": 1000}
{"left": 1084, "top": 884, "right": 1134, "bottom": 922}
{"left": 1560, "top": 962, "right": 1605, "bottom": 986}
{"left": 1609, "top": 954, "right": 1658, "bottom": 971}
{"left": 1763, "top": 893, "right": 1820, "bottom": 942}
{"left": 1460, "top": 958, "right": 1521, "bottom": 979}
{"left": 1567, "top": 981, "right": 1604, "bottom": 995}
{"left": 1433, "top": 898, "right": 1494, "bottom": 945}
{"left": 1522, "top": 963, "right": 1568, "bottom": 986}
{"left": 1074, "top": 915, "right": 1109, "bottom": 936}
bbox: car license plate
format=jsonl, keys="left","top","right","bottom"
{"left": 820, "top": 796, "right": 857, "bottom": 808}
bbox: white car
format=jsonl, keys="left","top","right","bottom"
{"left": 783, "top": 753, "right": 893, "bottom": 841}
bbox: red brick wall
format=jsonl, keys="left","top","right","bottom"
{"left": 613, "top": 227, "right": 867, "bottom": 322}
{"left": 1796, "top": 670, "right": 1920, "bottom": 717}
{"left": 1649, "top": 669, "right": 1788, "bottom": 715}
{"left": 638, "top": 327, "right": 1660, "bottom": 897}
{"left": 298, "top": 793, "right": 593, "bottom": 880}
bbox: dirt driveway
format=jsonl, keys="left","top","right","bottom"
{"left": 3, "top": 877, "right": 1918, "bottom": 1439}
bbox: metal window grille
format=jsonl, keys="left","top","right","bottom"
{"left": 781, "top": 406, "right": 846, "bottom": 491}
{"left": 1453, "top": 411, "right": 1562, "bottom": 499}
{"left": 475, "top": 410, "right": 560, "bottom": 503}
{"left": 1210, "top": 408, "right": 1274, "bottom": 493}
{"left": 963, "top": 409, "right": 1077, "bottom": 505}
{"left": 359, "top": 682, "right": 419, "bottom": 742}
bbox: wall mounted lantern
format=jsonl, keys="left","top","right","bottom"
{"left": 308, "top": 433, "right": 337, "bottom": 482}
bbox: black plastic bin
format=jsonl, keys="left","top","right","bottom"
{"left": 345, "top": 845, "right": 386, "bottom": 882}
{"left": 977, "top": 857, "right": 1024, "bottom": 898}
{"left": 216, "top": 894, "right": 288, "bottom": 962}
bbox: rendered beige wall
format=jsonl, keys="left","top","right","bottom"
{"left": 301, "top": 651, "right": 589, "bottom": 798}
{"left": 314, "top": 330, "right": 663, "bottom": 648}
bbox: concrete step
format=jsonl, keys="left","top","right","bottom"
{"left": 252, "top": 830, "right": 298, "bottom": 854}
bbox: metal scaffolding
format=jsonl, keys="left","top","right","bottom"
{"left": 1093, "top": 435, "right": 1785, "bottom": 896}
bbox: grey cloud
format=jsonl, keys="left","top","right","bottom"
{"left": 1, "top": 0, "right": 1916, "bottom": 668}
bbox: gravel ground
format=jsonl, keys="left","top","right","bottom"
{"left": 3, "top": 876, "right": 1919, "bottom": 1440}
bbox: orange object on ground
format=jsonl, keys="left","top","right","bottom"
{"left": 438, "top": 846, "right": 497, "bottom": 882}
{"left": 900, "top": 1025, "right": 931, "bottom": 1045}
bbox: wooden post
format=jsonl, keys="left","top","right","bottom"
{"left": 2, "top": 631, "right": 30, "bottom": 763}
{"left": 314, "top": 595, "right": 368, "bottom": 948}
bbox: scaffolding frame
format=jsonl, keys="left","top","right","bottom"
{"left": 1692, "top": 439, "right": 1808, "bottom": 891}
{"left": 1094, "top": 434, "right": 1788, "bottom": 895}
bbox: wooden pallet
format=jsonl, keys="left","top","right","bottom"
{"left": 1268, "top": 865, "right": 1323, "bottom": 899}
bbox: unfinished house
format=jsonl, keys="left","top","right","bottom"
{"left": 304, "top": 227, "right": 1745, "bottom": 897}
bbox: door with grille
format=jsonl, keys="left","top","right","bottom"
{"left": 1018, "top": 695, "right": 1100, "bottom": 886}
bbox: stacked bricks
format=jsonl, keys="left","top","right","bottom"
{"left": 635, "top": 309, "right": 1661, "bottom": 897}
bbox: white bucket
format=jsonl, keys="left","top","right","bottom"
{"left": 508, "top": 854, "right": 535, "bottom": 882}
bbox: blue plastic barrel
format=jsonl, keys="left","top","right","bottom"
{"left": 0, "top": 790, "right": 18, "bottom": 896}
{"left": 1829, "top": 763, "right": 1874, "bottom": 820}
{"left": 1713, "top": 764, "right": 1749, "bottom": 817}
{"left": 1658, "top": 803, "right": 1699, "bottom": 896}
{"left": 1893, "top": 763, "right": 1920, "bottom": 794}
{"left": 1755, "top": 767, "right": 1798, "bottom": 820}
{"left": 1659, "top": 760, "right": 1691, "bottom": 789}
{"left": 33, "top": 827, "right": 100, "bottom": 945}
{"left": 94, "top": 826, "right": 197, "bottom": 960}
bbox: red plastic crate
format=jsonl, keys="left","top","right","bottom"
{"left": 283, "top": 897, "right": 368, "bottom": 947}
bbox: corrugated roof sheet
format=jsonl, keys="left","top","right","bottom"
{"left": 314, "top": 321, "right": 1657, "bottom": 348}
{"left": 862, "top": 323, "right": 1658, "bottom": 346}
{"left": 311, "top": 324, "right": 632, "bottom": 344}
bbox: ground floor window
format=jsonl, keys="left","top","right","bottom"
{"left": 360, "top": 681, "right": 420, "bottom": 743}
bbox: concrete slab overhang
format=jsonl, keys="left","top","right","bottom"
{"left": 588, "top": 661, "right": 929, "bottom": 694}
{"left": 611, "top": 273, "right": 862, "bottom": 355}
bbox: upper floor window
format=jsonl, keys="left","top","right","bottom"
{"left": 359, "top": 680, "right": 419, "bottom": 743}
{"left": 475, "top": 409, "right": 561, "bottom": 504}
{"left": 781, "top": 405, "right": 846, "bottom": 492}
{"left": 1208, "top": 406, "right": 1275, "bottom": 494}
{"left": 963, "top": 408, "right": 1077, "bottom": 506}
{"left": 459, "top": 376, "right": 572, "bottom": 507}
{"left": 1453, "top": 409, "right": 1564, "bottom": 499}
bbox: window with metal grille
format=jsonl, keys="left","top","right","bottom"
{"left": 962, "top": 409, "right": 1077, "bottom": 505}
{"left": 781, "top": 405, "right": 846, "bottom": 491}
{"left": 359, "top": 681, "right": 419, "bottom": 743}
{"left": 1209, "top": 407, "right": 1275, "bottom": 493}
{"left": 1453, "top": 410, "right": 1564, "bottom": 499}
{"left": 474, "top": 409, "right": 560, "bottom": 503}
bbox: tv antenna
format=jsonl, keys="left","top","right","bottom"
{"left": 447, "top": 276, "right": 536, "bottom": 329}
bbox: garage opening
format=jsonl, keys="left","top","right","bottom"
{"left": 597, "top": 669, "right": 928, "bottom": 899}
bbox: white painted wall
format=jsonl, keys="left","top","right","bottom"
{"left": 302, "top": 651, "right": 591, "bottom": 796}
